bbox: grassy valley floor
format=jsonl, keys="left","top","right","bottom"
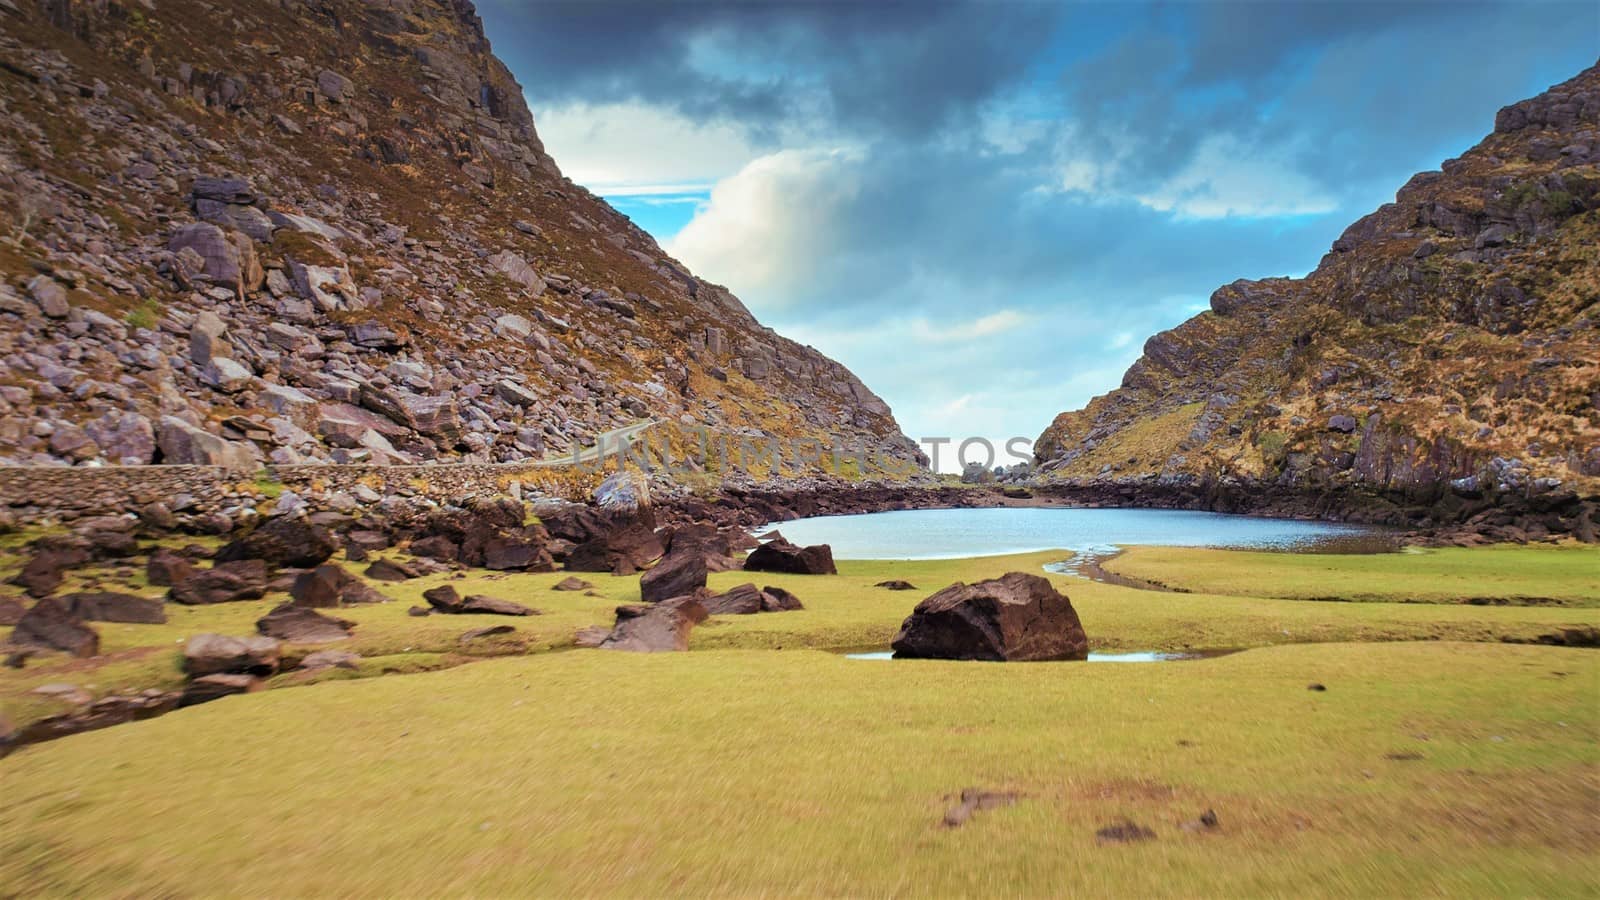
{"left": 2, "top": 543, "right": 1598, "bottom": 895}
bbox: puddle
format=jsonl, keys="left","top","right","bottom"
{"left": 844, "top": 650, "right": 1234, "bottom": 662}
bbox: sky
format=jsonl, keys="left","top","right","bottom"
{"left": 476, "top": 0, "right": 1598, "bottom": 470}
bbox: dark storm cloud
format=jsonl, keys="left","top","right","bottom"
{"left": 475, "top": 0, "right": 1064, "bottom": 139}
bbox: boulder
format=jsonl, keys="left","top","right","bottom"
{"left": 459, "top": 624, "right": 517, "bottom": 642}
{"left": 564, "top": 519, "right": 664, "bottom": 575}
{"left": 6, "top": 597, "right": 99, "bottom": 657}
{"left": 876, "top": 580, "right": 918, "bottom": 591}
{"left": 487, "top": 250, "right": 545, "bottom": 295}
{"left": 358, "top": 385, "right": 460, "bottom": 442}
{"left": 594, "top": 596, "right": 706, "bottom": 652}
{"left": 146, "top": 548, "right": 196, "bottom": 587}
{"left": 551, "top": 576, "right": 592, "bottom": 591}
{"left": 179, "top": 674, "right": 262, "bottom": 707}
{"left": 290, "top": 565, "right": 389, "bottom": 608}
{"left": 11, "top": 542, "right": 90, "bottom": 598}
{"left": 702, "top": 583, "right": 804, "bottom": 615}
{"left": 182, "top": 633, "right": 281, "bottom": 676}
{"left": 299, "top": 649, "right": 361, "bottom": 671}
{"left": 157, "top": 416, "right": 255, "bottom": 468}
{"left": 60, "top": 592, "right": 167, "bottom": 624}
{"left": 27, "top": 275, "right": 69, "bottom": 318}
{"left": 256, "top": 602, "right": 355, "bottom": 643}
{"left": 744, "top": 538, "right": 837, "bottom": 575}
{"left": 0, "top": 597, "right": 23, "bottom": 626}
{"left": 167, "top": 560, "right": 268, "bottom": 605}
{"left": 890, "top": 573, "right": 1089, "bottom": 661}
{"left": 362, "top": 558, "right": 439, "bottom": 582}
{"left": 639, "top": 551, "right": 707, "bottom": 603}
{"left": 215, "top": 516, "right": 337, "bottom": 569}
{"left": 422, "top": 585, "right": 535, "bottom": 616}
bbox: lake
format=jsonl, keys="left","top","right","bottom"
{"left": 762, "top": 506, "right": 1382, "bottom": 560}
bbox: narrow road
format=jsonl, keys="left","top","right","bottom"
{"left": 531, "top": 419, "right": 658, "bottom": 468}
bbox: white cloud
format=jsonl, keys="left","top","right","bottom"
{"left": 533, "top": 102, "right": 764, "bottom": 193}
{"left": 665, "top": 148, "right": 863, "bottom": 306}
{"left": 910, "top": 310, "right": 1027, "bottom": 343}
{"left": 1134, "top": 135, "right": 1339, "bottom": 219}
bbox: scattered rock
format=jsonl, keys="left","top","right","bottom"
{"left": 290, "top": 564, "right": 389, "bottom": 607}
{"left": 942, "top": 788, "right": 1020, "bottom": 828}
{"left": 180, "top": 673, "right": 262, "bottom": 707}
{"left": 182, "top": 633, "right": 281, "bottom": 676}
{"left": 299, "top": 649, "right": 361, "bottom": 671}
{"left": 59, "top": 591, "right": 166, "bottom": 624}
{"left": 146, "top": 548, "right": 196, "bottom": 587}
{"left": 459, "top": 624, "right": 516, "bottom": 642}
{"left": 744, "top": 538, "right": 837, "bottom": 575}
{"left": 552, "top": 576, "right": 592, "bottom": 591}
{"left": 701, "top": 583, "right": 804, "bottom": 615}
{"left": 168, "top": 559, "right": 268, "bottom": 604}
{"left": 6, "top": 598, "right": 99, "bottom": 657}
{"left": 215, "top": 516, "right": 337, "bottom": 569}
{"left": 256, "top": 603, "right": 355, "bottom": 643}
{"left": 1307, "top": 683, "right": 1327, "bottom": 692}
{"left": 592, "top": 596, "right": 707, "bottom": 652}
{"left": 891, "top": 572, "right": 1089, "bottom": 661}
{"left": 1096, "top": 820, "right": 1156, "bottom": 844}
{"left": 875, "top": 580, "right": 918, "bottom": 591}
{"left": 639, "top": 551, "right": 707, "bottom": 603}
{"left": 0, "top": 597, "right": 23, "bottom": 626}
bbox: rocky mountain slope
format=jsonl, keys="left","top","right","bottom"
{"left": 1036, "top": 63, "right": 1600, "bottom": 504}
{"left": 0, "top": 0, "right": 923, "bottom": 473}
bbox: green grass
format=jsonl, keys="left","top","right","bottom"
{"left": 1104, "top": 544, "right": 1600, "bottom": 606}
{"left": 1, "top": 643, "right": 1595, "bottom": 896}
{"left": 2, "top": 543, "right": 1598, "bottom": 895}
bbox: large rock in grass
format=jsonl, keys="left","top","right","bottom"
{"left": 183, "top": 633, "right": 281, "bottom": 676}
{"left": 563, "top": 520, "right": 663, "bottom": 575}
{"left": 10, "top": 540, "right": 92, "bottom": 598}
{"left": 60, "top": 592, "right": 167, "bottom": 624}
{"left": 215, "top": 516, "right": 337, "bottom": 569}
{"left": 167, "top": 559, "right": 268, "bottom": 604}
{"left": 146, "top": 548, "right": 197, "bottom": 587}
{"left": 702, "top": 583, "right": 804, "bottom": 615}
{"left": 6, "top": 597, "right": 99, "bottom": 657}
{"left": 639, "top": 551, "right": 707, "bottom": 603}
{"left": 179, "top": 674, "right": 262, "bottom": 707}
{"left": 890, "top": 572, "right": 1089, "bottom": 661}
{"left": 256, "top": 603, "right": 355, "bottom": 643}
{"left": 290, "top": 564, "right": 389, "bottom": 607}
{"left": 421, "top": 585, "right": 536, "bottom": 616}
{"left": 743, "top": 538, "right": 837, "bottom": 575}
{"left": 592, "top": 596, "right": 706, "bottom": 652}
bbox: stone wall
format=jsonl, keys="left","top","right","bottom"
{"left": 0, "top": 461, "right": 603, "bottom": 525}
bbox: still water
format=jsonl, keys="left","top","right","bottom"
{"left": 764, "top": 506, "right": 1379, "bottom": 561}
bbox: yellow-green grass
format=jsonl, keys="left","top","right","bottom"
{"left": 6, "top": 549, "right": 1600, "bottom": 729}
{"left": 1104, "top": 544, "right": 1600, "bottom": 606}
{"left": 1, "top": 642, "right": 1595, "bottom": 897}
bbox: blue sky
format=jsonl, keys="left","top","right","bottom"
{"left": 477, "top": 0, "right": 1598, "bottom": 467}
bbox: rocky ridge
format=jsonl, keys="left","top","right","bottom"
{"left": 1036, "top": 64, "right": 1600, "bottom": 507}
{"left": 0, "top": 0, "right": 922, "bottom": 472}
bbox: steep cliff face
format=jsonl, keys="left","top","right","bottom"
{"left": 1036, "top": 63, "right": 1600, "bottom": 501}
{"left": 0, "top": 0, "right": 923, "bottom": 472}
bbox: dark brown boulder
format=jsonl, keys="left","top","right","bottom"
{"left": 876, "top": 580, "right": 918, "bottom": 591}
{"left": 146, "top": 547, "right": 196, "bottom": 587}
{"left": 459, "top": 624, "right": 517, "bottom": 642}
{"left": 183, "top": 633, "right": 281, "bottom": 676}
{"left": 482, "top": 535, "right": 555, "bottom": 572}
{"left": 408, "top": 535, "right": 460, "bottom": 562}
{"left": 168, "top": 559, "right": 268, "bottom": 605}
{"left": 664, "top": 523, "right": 741, "bottom": 571}
{"left": 744, "top": 538, "right": 837, "bottom": 575}
{"left": 701, "top": 583, "right": 804, "bottom": 615}
{"left": 890, "top": 572, "right": 1089, "bottom": 661}
{"left": 60, "top": 591, "right": 167, "bottom": 624}
{"left": 564, "top": 519, "right": 664, "bottom": 575}
{"left": 10, "top": 691, "right": 179, "bottom": 747}
{"left": 6, "top": 597, "right": 99, "bottom": 657}
{"left": 461, "top": 595, "right": 538, "bottom": 616}
{"left": 640, "top": 551, "right": 707, "bottom": 603}
{"left": 363, "top": 557, "right": 444, "bottom": 582}
{"left": 0, "top": 596, "right": 24, "bottom": 626}
{"left": 179, "top": 674, "right": 262, "bottom": 707}
{"left": 551, "top": 576, "right": 592, "bottom": 591}
{"left": 760, "top": 585, "right": 803, "bottom": 611}
{"left": 595, "top": 596, "right": 706, "bottom": 652}
{"left": 290, "top": 564, "right": 390, "bottom": 608}
{"left": 256, "top": 603, "right": 355, "bottom": 643}
{"left": 11, "top": 542, "right": 91, "bottom": 598}
{"left": 422, "top": 584, "right": 465, "bottom": 613}
{"left": 215, "top": 515, "right": 336, "bottom": 569}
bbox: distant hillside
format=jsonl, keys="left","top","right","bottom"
{"left": 0, "top": 0, "right": 924, "bottom": 473}
{"left": 1036, "top": 63, "right": 1600, "bottom": 502}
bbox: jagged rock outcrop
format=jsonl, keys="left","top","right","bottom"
{"left": 0, "top": 0, "right": 922, "bottom": 474}
{"left": 1036, "top": 65, "right": 1600, "bottom": 506}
